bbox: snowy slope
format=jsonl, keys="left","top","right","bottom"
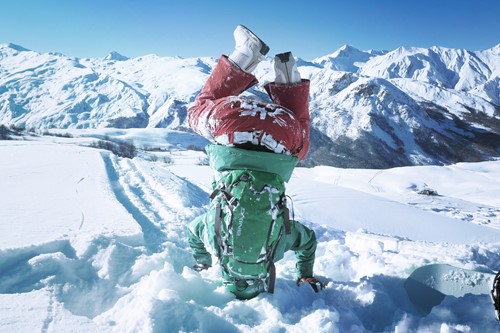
{"left": 1, "top": 43, "right": 499, "bottom": 168}
{"left": 300, "top": 45, "right": 500, "bottom": 168}
{"left": 360, "top": 46, "right": 488, "bottom": 90}
{"left": 1, "top": 131, "right": 500, "bottom": 332}
{"left": 0, "top": 43, "right": 214, "bottom": 129}
{"left": 0, "top": 141, "right": 143, "bottom": 253}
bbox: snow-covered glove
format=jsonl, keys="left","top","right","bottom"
{"left": 297, "top": 277, "right": 326, "bottom": 293}
{"left": 193, "top": 263, "right": 211, "bottom": 272}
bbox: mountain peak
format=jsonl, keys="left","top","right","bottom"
{"left": 335, "top": 44, "right": 362, "bottom": 56}
{"left": 486, "top": 43, "right": 500, "bottom": 55}
{"left": 105, "top": 51, "right": 129, "bottom": 61}
{"left": 2, "top": 43, "right": 31, "bottom": 52}
{"left": 312, "top": 45, "right": 375, "bottom": 72}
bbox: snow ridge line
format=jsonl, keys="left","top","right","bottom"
{"left": 76, "top": 176, "right": 86, "bottom": 231}
{"left": 100, "top": 152, "right": 209, "bottom": 252}
{"left": 0, "top": 239, "right": 76, "bottom": 294}
{"left": 0, "top": 235, "right": 148, "bottom": 320}
{"left": 100, "top": 152, "right": 167, "bottom": 253}
{"left": 40, "top": 288, "right": 55, "bottom": 333}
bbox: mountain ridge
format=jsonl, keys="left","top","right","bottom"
{"left": 1, "top": 42, "right": 499, "bottom": 168}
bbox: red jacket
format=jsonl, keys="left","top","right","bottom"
{"left": 188, "top": 55, "right": 310, "bottom": 160}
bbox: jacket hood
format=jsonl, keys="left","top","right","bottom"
{"left": 206, "top": 144, "right": 298, "bottom": 182}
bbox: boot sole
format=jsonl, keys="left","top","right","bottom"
{"left": 276, "top": 52, "right": 292, "bottom": 63}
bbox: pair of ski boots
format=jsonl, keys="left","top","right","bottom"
{"left": 229, "top": 24, "right": 301, "bottom": 84}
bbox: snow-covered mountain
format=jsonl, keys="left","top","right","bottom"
{"left": 1, "top": 42, "right": 499, "bottom": 168}
{"left": 303, "top": 44, "right": 500, "bottom": 168}
{"left": 0, "top": 43, "right": 213, "bottom": 129}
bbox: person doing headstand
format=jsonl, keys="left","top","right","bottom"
{"left": 187, "top": 25, "right": 322, "bottom": 299}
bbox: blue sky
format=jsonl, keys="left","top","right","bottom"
{"left": 1, "top": 0, "right": 499, "bottom": 60}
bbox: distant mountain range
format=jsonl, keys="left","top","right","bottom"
{"left": 1, "top": 42, "right": 499, "bottom": 168}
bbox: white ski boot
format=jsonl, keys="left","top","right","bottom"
{"left": 229, "top": 25, "right": 269, "bottom": 73}
{"left": 273, "top": 51, "right": 301, "bottom": 84}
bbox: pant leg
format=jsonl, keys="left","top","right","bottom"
{"left": 188, "top": 55, "right": 307, "bottom": 159}
{"left": 188, "top": 55, "right": 258, "bottom": 139}
{"left": 264, "top": 80, "right": 311, "bottom": 160}
{"left": 187, "top": 214, "right": 213, "bottom": 267}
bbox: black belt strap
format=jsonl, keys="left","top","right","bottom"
{"left": 214, "top": 203, "right": 223, "bottom": 260}
{"left": 268, "top": 261, "right": 276, "bottom": 294}
{"left": 493, "top": 271, "right": 500, "bottom": 320}
{"left": 283, "top": 205, "right": 291, "bottom": 235}
{"left": 210, "top": 187, "right": 238, "bottom": 206}
{"left": 278, "top": 199, "right": 291, "bottom": 235}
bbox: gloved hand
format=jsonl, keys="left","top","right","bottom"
{"left": 193, "top": 263, "right": 211, "bottom": 272}
{"left": 297, "top": 277, "right": 326, "bottom": 293}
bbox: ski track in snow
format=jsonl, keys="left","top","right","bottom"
{"left": 1, "top": 136, "right": 500, "bottom": 332}
{"left": 101, "top": 152, "right": 168, "bottom": 253}
{"left": 41, "top": 289, "right": 55, "bottom": 333}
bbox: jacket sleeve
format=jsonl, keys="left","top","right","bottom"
{"left": 187, "top": 215, "right": 213, "bottom": 267}
{"left": 273, "top": 220, "right": 317, "bottom": 278}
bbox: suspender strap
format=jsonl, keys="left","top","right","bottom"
{"left": 214, "top": 203, "right": 223, "bottom": 260}
{"left": 267, "top": 219, "right": 288, "bottom": 294}
{"left": 493, "top": 271, "right": 500, "bottom": 320}
{"left": 283, "top": 205, "right": 291, "bottom": 235}
{"left": 210, "top": 187, "right": 238, "bottom": 206}
{"left": 222, "top": 189, "right": 238, "bottom": 206}
{"left": 209, "top": 189, "right": 219, "bottom": 200}
{"left": 267, "top": 261, "right": 276, "bottom": 294}
{"left": 279, "top": 198, "right": 291, "bottom": 235}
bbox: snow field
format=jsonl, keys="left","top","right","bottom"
{"left": 1, "top": 133, "right": 500, "bottom": 332}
